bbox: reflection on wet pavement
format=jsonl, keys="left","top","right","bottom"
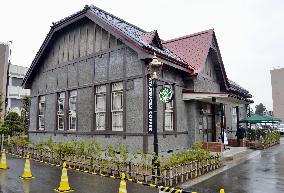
{"left": 186, "top": 138, "right": 284, "bottom": 193}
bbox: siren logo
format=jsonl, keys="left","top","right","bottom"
{"left": 148, "top": 78, "right": 153, "bottom": 133}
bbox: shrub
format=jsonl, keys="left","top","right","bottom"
{"left": 160, "top": 142, "right": 210, "bottom": 169}
{"left": 10, "top": 136, "right": 29, "bottom": 148}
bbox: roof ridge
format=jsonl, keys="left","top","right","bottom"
{"left": 53, "top": 7, "right": 87, "bottom": 27}
{"left": 89, "top": 5, "right": 147, "bottom": 33}
{"left": 163, "top": 29, "right": 214, "bottom": 44}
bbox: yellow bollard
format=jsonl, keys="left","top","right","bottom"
{"left": 220, "top": 188, "right": 225, "bottom": 193}
{"left": 0, "top": 149, "right": 8, "bottom": 169}
{"left": 20, "top": 154, "right": 34, "bottom": 179}
{"left": 119, "top": 172, "right": 127, "bottom": 193}
{"left": 54, "top": 162, "right": 74, "bottom": 192}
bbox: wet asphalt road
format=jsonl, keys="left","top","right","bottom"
{"left": 0, "top": 157, "right": 158, "bottom": 193}
{"left": 186, "top": 138, "right": 284, "bottom": 193}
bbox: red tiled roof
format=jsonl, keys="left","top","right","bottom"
{"left": 163, "top": 29, "right": 214, "bottom": 74}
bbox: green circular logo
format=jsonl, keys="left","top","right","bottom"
{"left": 159, "top": 87, "right": 174, "bottom": 103}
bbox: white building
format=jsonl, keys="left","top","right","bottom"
{"left": 6, "top": 64, "right": 30, "bottom": 114}
{"left": 0, "top": 42, "right": 30, "bottom": 116}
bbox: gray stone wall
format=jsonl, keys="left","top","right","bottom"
{"left": 28, "top": 19, "right": 148, "bottom": 152}
{"left": 29, "top": 133, "right": 144, "bottom": 152}
{"left": 45, "top": 94, "right": 56, "bottom": 132}
{"left": 193, "top": 75, "right": 220, "bottom": 93}
{"left": 150, "top": 68, "right": 191, "bottom": 152}
{"left": 126, "top": 78, "right": 144, "bottom": 133}
{"left": 186, "top": 101, "right": 201, "bottom": 146}
{"left": 77, "top": 87, "right": 93, "bottom": 132}
{"left": 194, "top": 55, "right": 221, "bottom": 93}
{"left": 29, "top": 97, "right": 37, "bottom": 131}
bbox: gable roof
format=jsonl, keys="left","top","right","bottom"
{"left": 163, "top": 29, "right": 214, "bottom": 74}
{"left": 163, "top": 29, "right": 252, "bottom": 98}
{"left": 163, "top": 29, "right": 230, "bottom": 90}
{"left": 23, "top": 5, "right": 192, "bottom": 88}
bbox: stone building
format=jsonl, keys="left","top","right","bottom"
{"left": 271, "top": 68, "right": 284, "bottom": 122}
{"left": 23, "top": 5, "right": 252, "bottom": 153}
{"left": 0, "top": 42, "right": 30, "bottom": 116}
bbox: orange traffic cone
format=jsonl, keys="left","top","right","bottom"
{"left": 20, "top": 154, "right": 34, "bottom": 179}
{"left": 0, "top": 149, "right": 8, "bottom": 169}
{"left": 54, "top": 162, "right": 74, "bottom": 192}
{"left": 119, "top": 173, "right": 127, "bottom": 193}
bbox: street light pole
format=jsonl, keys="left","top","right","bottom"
{"left": 148, "top": 53, "right": 163, "bottom": 173}
{"left": 152, "top": 78, "right": 158, "bottom": 158}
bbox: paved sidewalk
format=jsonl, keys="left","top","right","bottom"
{"left": 179, "top": 148, "right": 261, "bottom": 189}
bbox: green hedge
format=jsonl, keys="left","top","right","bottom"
{"left": 8, "top": 137, "right": 212, "bottom": 170}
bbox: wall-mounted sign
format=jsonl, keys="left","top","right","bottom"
{"left": 148, "top": 77, "right": 153, "bottom": 133}
{"left": 159, "top": 87, "right": 174, "bottom": 103}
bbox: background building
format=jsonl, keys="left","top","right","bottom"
{"left": 0, "top": 42, "right": 30, "bottom": 116}
{"left": 271, "top": 68, "right": 284, "bottom": 122}
{"left": 0, "top": 43, "right": 9, "bottom": 116}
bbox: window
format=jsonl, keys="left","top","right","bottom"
{"left": 232, "top": 107, "right": 237, "bottom": 129}
{"left": 38, "top": 96, "right": 45, "bottom": 130}
{"left": 164, "top": 85, "right": 174, "bottom": 131}
{"left": 57, "top": 92, "right": 65, "bottom": 130}
{"left": 69, "top": 90, "right": 77, "bottom": 130}
{"left": 95, "top": 85, "right": 106, "bottom": 130}
{"left": 111, "top": 82, "right": 123, "bottom": 131}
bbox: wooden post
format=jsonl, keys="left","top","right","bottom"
{"left": 154, "top": 167, "right": 158, "bottom": 185}
{"left": 162, "top": 170, "right": 166, "bottom": 186}
{"left": 190, "top": 162, "right": 193, "bottom": 179}
{"left": 181, "top": 165, "right": 184, "bottom": 183}
{"left": 195, "top": 161, "right": 198, "bottom": 177}
{"left": 169, "top": 168, "right": 173, "bottom": 187}
{"left": 175, "top": 167, "right": 178, "bottom": 185}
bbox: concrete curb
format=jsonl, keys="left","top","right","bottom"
{"left": 178, "top": 149, "right": 261, "bottom": 189}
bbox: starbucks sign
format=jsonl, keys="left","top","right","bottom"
{"left": 159, "top": 87, "right": 174, "bottom": 103}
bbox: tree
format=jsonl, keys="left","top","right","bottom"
{"left": 21, "top": 96, "right": 30, "bottom": 135}
{"left": 0, "top": 112, "right": 23, "bottom": 136}
{"left": 255, "top": 103, "right": 266, "bottom": 116}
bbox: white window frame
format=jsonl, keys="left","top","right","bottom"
{"left": 95, "top": 85, "right": 107, "bottom": 131}
{"left": 68, "top": 90, "right": 77, "bottom": 131}
{"left": 111, "top": 82, "right": 123, "bottom": 131}
{"left": 164, "top": 85, "right": 174, "bottom": 131}
{"left": 57, "top": 92, "right": 65, "bottom": 131}
{"left": 38, "top": 96, "right": 45, "bottom": 130}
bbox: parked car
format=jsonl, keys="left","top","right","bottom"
{"left": 276, "top": 124, "right": 284, "bottom": 135}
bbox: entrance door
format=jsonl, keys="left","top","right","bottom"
{"left": 202, "top": 115, "right": 213, "bottom": 142}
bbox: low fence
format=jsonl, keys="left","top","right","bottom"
{"left": 6, "top": 144, "right": 221, "bottom": 186}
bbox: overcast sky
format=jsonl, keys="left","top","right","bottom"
{"left": 1, "top": 0, "right": 283, "bottom": 110}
